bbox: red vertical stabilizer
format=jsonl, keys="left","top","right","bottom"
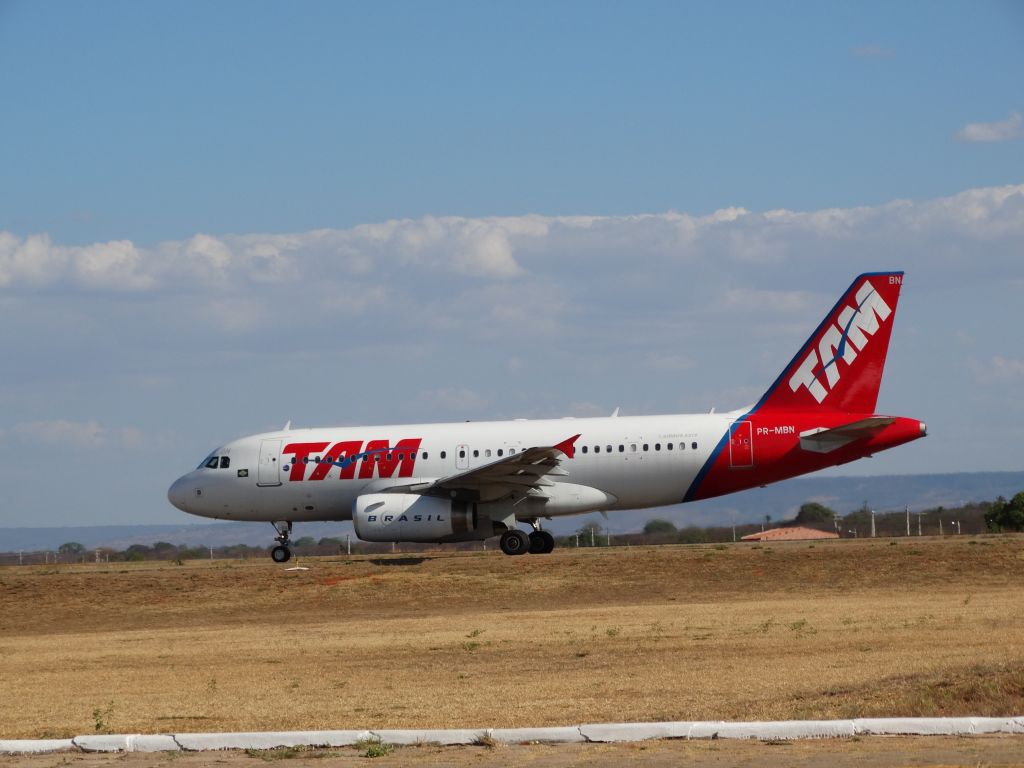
{"left": 755, "top": 271, "right": 904, "bottom": 414}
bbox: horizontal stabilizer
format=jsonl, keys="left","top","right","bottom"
{"left": 799, "top": 417, "right": 896, "bottom": 454}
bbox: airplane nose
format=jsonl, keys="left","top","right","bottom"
{"left": 167, "top": 477, "right": 190, "bottom": 512}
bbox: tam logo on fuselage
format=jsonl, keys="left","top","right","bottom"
{"left": 283, "top": 438, "right": 423, "bottom": 481}
{"left": 788, "top": 279, "right": 892, "bottom": 403}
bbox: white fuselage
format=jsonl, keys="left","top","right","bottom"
{"left": 169, "top": 413, "right": 732, "bottom": 523}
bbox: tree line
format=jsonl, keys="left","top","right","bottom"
{"left": 3, "top": 492, "right": 1020, "bottom": 564}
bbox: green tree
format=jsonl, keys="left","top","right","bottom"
{"left": 643, "top": 519, "right": 677, "bottom": 536}
{"left": 576, "top": 521, "right": 604, "bottom": 545}
{"left": 794, "top": 502, "right": 836, "bottom": 525}
{"left": 985, "top": 492, "right": 1024, "bottom": 532}
{"left": 293, "top": 536, "right": 317, "bottom": 549}
{"left": 58, "top": 542, "right": 85, "bottom": 555}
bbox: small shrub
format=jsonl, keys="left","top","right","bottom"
{"left": 355, "top": 738, "right": 394, "bottom": 758}
{"left": 92, "top": 701, "right": 114, "bottom": 733}
{"left": 473, "top": 732, "right": 497, "bottom": 749}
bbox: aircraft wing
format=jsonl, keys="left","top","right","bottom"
{"left": 799, "top": 417, "right": 896, "bottom": 453}
{"left": 379, "top": 434, "right": 581, "bottom": 502}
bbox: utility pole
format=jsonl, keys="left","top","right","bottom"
{"left": 209, "top": 547, "right": 214, "bottom": 560}
{"left": 905, "top": 505, "right": 910, "bottom": 536}
{"left": 590, "top": 527, "right": 595, "bottom": 547}
{"left": 917, "top": 511, "right": 922, "bottom": 536}
{"left": 871, "top": 510, "right": 876, "bottom": 538}
{"left": 346, "top": 534, "right": 351, "bottom": 555}
{"left": 939, "top": 518, "right": 943, "bottom": 536}
{"left": 606, "top": 531, "right": 610, "bottom": 547}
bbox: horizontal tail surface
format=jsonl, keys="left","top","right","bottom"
{"left": 755, "top": 272, "right": 904, "bottom": 414}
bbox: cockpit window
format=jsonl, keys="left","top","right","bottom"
{"left": 204, "top": 456, "right": 220, "bottom": 469}
{"left": 219, "top": 456, "right": 230, "bottom": 469}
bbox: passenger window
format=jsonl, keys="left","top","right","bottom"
{"left": 630, "top": 444, "right": 636, "bottom": 452}
{"left": 618, "top": 445, "right": 624, "bottom": 452}
{"left": 582, "top": 446, "right": 588, "bottom": 454}
{"left": 473, "top": 450, "right": 479, "bottom": 458}
{"left": 668, "top": 443, "right": 674, "bottom": 450}
{"left": 643, "top": 443, "right": 649, "bottom": 451}
{"left": 655, "top": 443, "right": 661, "bottom": 451}
{"left": 606, "top": 445, "right": 612, "bottom": 453}
{"left": 497, "top": 449, "right": 503, "bottom": 457}
{"left": 220, "top": 456, "right": 230, "bottom": 469}
{"left": 594, "top": 446, "right": 601, "bottom": 453}
{"left": 692, "top": 442, "right": 698, "bottom": 450}
{"left": 421, "top": 452, "right": 427, "bottom": 459}
{"left": 386, "top": 453, "right": 393, "bottom": 460}
{"left": 205, "top": 456, "right": 220, "bottom": 469}
{"left": 440, "top": 451, "right": 447, "bottom": 459}
{"left": 459, "top": 450, "right": 466, "bottom": 458}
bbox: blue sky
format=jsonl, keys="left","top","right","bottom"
{"left": 1, "top": 1, "right": 1022, "bottom": 528}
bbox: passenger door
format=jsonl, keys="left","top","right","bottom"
{"left": 257, "top": 439, "right": 282, "bottom": 486}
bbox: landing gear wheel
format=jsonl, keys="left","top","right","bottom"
{"left": 270, "top": 545, "right": 292, "bottom": 563}
{"left": 499, "top": 529, "right": 531, "bottom": 556}
{"left": 529, "top": 530, "right": 556, "bottom": 554}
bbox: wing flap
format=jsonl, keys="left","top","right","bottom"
{"left": 410, "top": 433, "right": 581, "bottom": 501}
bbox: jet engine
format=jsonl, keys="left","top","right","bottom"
{"left": 353, "top": 493, "right": 487, "bottom": 543}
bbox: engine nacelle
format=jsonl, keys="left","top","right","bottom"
{"left": 352, "top": 493, "right": 486, "bottom": 543}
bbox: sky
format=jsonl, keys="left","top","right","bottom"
{"left": 1, "top": 1, "right": 1022, "bottom": 528}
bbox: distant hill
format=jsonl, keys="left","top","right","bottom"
{"left": 2, "top": 470, "right": 1021, "bottom": 552}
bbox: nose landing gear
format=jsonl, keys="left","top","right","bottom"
{"left": 270, "top": 521, "right": 293, "bottom": 563}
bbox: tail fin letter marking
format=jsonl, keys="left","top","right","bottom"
{"left": 788, "top": 278, "right": 893, "bottom": 405}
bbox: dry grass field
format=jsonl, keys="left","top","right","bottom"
{"left": 1, "top": 536, "right": 1023, "bottom": 740}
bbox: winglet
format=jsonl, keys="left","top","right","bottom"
{"left": 554, "top": 433, "right": 581, "bottom": 459}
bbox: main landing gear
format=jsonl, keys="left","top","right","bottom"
{"left": 270, "top": 520, "right": 292, "bottom": 563}
{"left": 499, "top": 522, "right": 555, "bottom": 556}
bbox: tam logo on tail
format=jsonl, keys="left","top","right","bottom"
{"left": 788, "top": 278, "right": 894, "bottom": 403}
{"left": 755, "top": 272, "right": 904, "bottom": 415}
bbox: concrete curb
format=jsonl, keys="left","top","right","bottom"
{"left": 74, "top": 735, "right": 180, "bottom": 753}
{"left": 174, "top": 731, "right": 374, "bottom": 751}
{"left": 488, "top": 726, "right": 587, "bottom": 744}
{"left": 0, "top": 739, "right": 76, "bottom": 754}
{"left": 3, "top": 717, "right": 1023, "bottom": 754}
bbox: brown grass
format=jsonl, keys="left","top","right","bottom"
{"left": 1, "top": 536, "right": 1022, "bottom": 738}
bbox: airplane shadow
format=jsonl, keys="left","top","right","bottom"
{"left": 367, "top": 557, "right": 429, "bottom": 567}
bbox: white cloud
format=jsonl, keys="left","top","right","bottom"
{"left": 989, "top": 356, "right": 1024, "bottom": 381}
{"left": 11, "top": 420, "right": 144, "bottom": 450}
{"left": 3, "top": 184, "right": 1024, "bottom": 297}
{"left": 417, "top": 388, "right": 490, "bottom": 413}
{"left": 955, "top": 112, "right": 1024, "bottom": 143}
{"left": 723, "top": 288, "right": 817, "bottom": 314}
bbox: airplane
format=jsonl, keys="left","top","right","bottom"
{"left": 167, "top": 271, "right": 926, "bottom": 562}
